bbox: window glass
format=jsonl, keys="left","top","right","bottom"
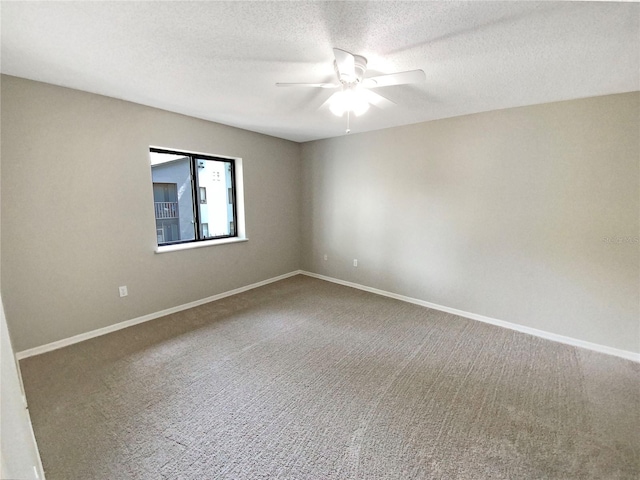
{"left": 195, "top": 157, "right": 235, "bottom": 238}
{"left": 150, "top": 149, "right": 237, "bottom": 246}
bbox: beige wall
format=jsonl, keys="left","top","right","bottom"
{"left": 301, "top": 92, "right": 639, "bottom": 353}
{"left": 2, "top": 75, "right": 638, "bottom": 355}
{"left": 1, "top": 75, "right": 301, "bottom": 352}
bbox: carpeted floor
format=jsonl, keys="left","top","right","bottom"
{"left": 20, "top": 275, "right": 640, "bottom": 479}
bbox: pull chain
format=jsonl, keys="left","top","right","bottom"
{"left": 346, "top": 109, "right": 351, "bottom": 134}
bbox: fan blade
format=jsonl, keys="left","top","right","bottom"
{"left": 362, "top": 89, "right": 396, "bottom": 109}
{"left": 333, "top": 48, "right": 356, "bottom": 81}
{"left": 362, "top": 70, "right": 426, "bottom": 88}
{"left": 276, "top": 82, "right": 339, "bottom": 88}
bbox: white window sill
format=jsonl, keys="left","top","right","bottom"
{"left": 155, "top": 237, "right": 248, "bottom": 254}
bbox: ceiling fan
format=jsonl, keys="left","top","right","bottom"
{"left": 277, "top": 48, "right": 426, "bottom": 132}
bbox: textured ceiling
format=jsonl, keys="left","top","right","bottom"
{"left": 1, "top": 1, "right": 638, "bottom": 142}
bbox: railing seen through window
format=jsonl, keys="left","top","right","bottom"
{"left": 150, "top": 148, "right": 237, "bottom": 246}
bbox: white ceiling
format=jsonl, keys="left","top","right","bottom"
{"left": 1, "top": 1, "right": 638, "bottom": 143}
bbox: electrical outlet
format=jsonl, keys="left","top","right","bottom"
{"left": 353, "top": 259, "right": 358, "bottom": 267}
{"left": 324, "top": 254, "right": 328, "bottom": 261}
{"left": 118, "top": 286, "right": 128, "bottom": 297}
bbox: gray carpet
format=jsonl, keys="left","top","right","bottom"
{"left": 20, "top": 275, "right": 640, "bottom": 479}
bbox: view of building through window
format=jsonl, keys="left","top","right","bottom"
{"left": 150, "top": 149, "right": 236, "bottom": 246}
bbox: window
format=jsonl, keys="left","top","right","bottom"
{"left": 150, "top": 148, "right": 238, "bottom": 247}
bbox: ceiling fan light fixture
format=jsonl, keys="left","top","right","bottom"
{"left": 329, "top": 88, "right": 370, "bottom": 117}
{"left": 277, "top": 47, "right": 424, "bottom": 124}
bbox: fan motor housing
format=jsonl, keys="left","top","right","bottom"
{"left": 335, "top": 54, "right": 368, "bottom": 85}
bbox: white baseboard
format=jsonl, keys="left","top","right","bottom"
{"left": 17, "top": 269, "right": 639, "bottom": 364}
{"left": 300, "top": 271, "right": 640, "bottom": 363}
{"left": 16, "top": 270, "right": 303, "bottom": 360}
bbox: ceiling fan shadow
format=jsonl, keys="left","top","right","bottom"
{"left": 385, "top": 3, "right": 557, "bottom": 57}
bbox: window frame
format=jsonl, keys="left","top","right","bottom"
{"left": 150, "top": 147, "right": 239, "bottom": 248}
